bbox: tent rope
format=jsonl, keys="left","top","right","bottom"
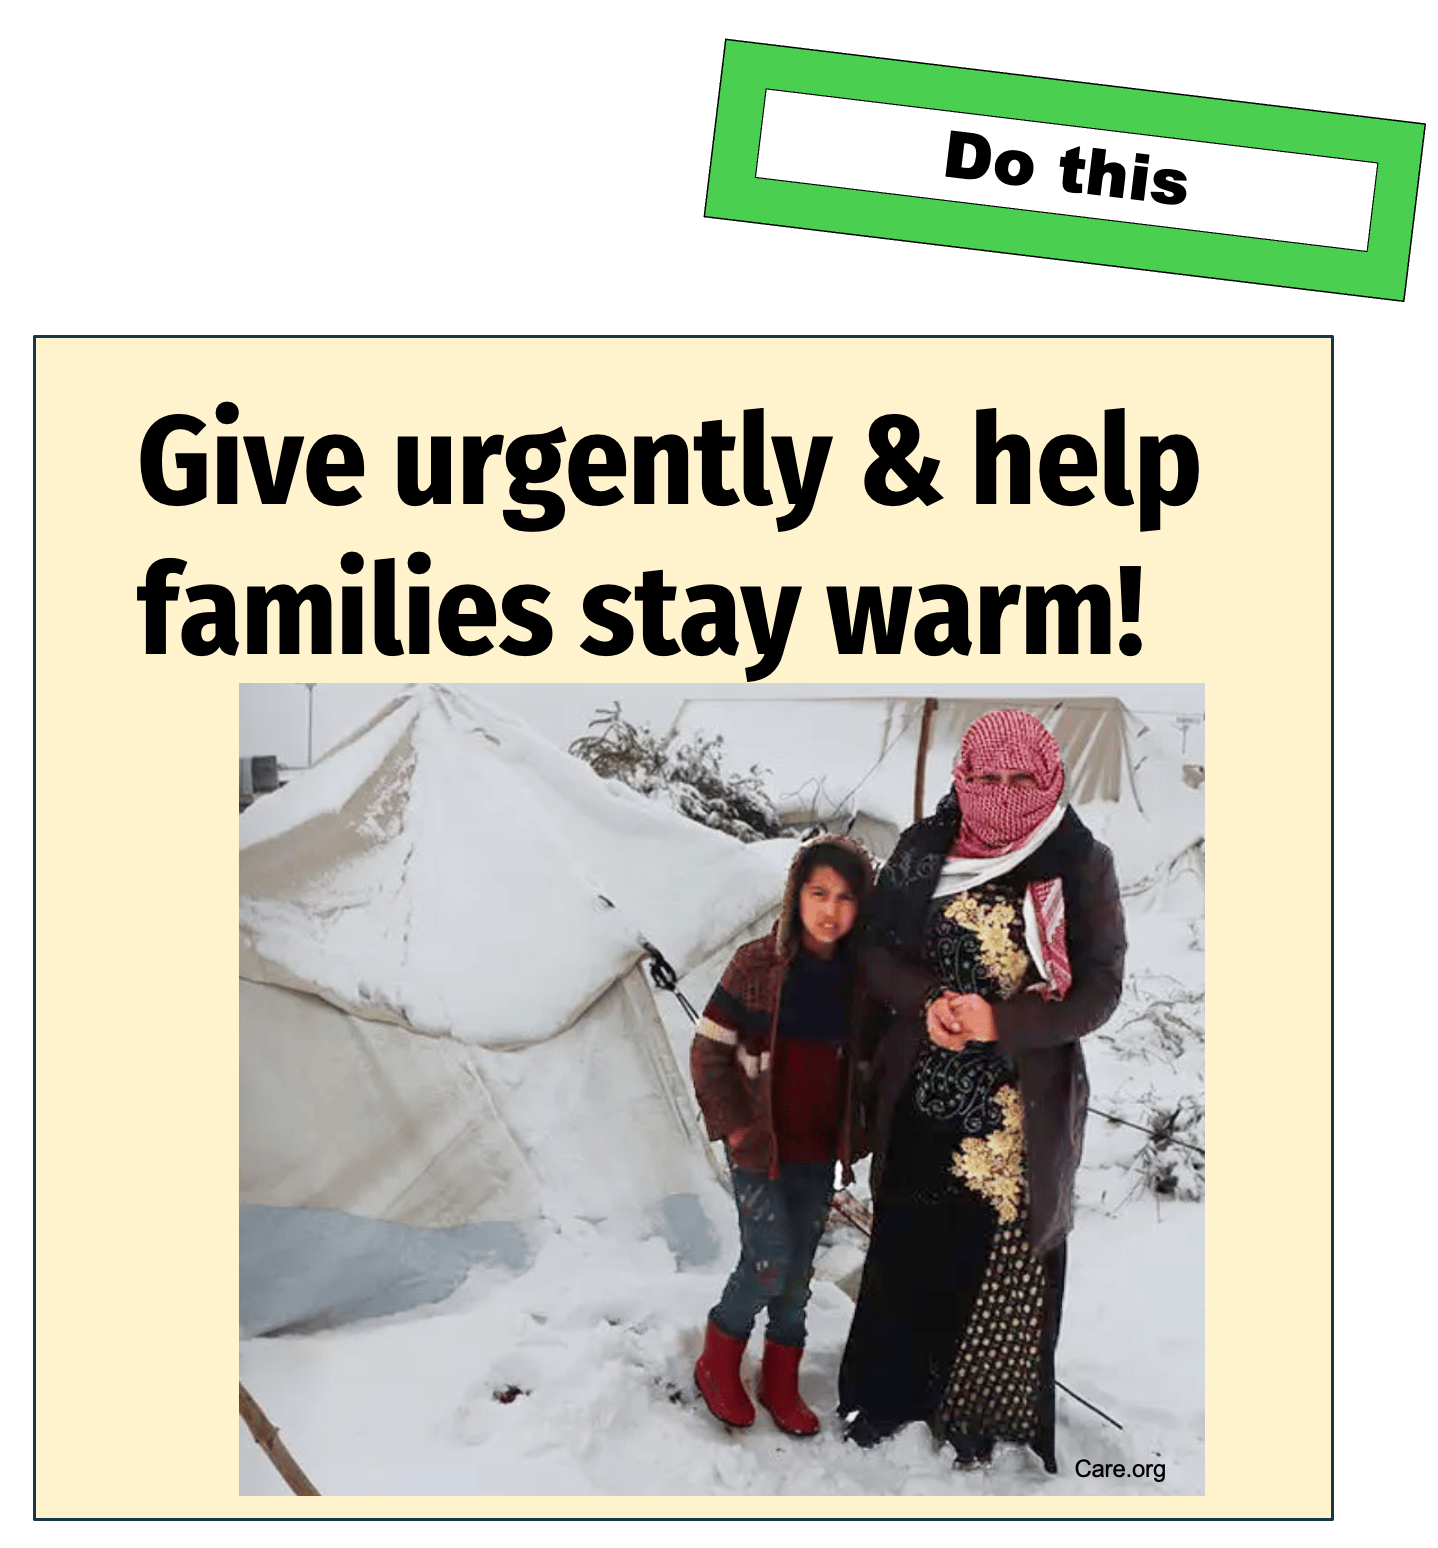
{"left": 641, "top": 941, "right": 700, "bottom": 1023}
{"left": 1091, "top": 1105, "right": 1205, "bottom": 1156}
{"left": 1055, "top": 1381, "right": 1125, "bottom": 1431}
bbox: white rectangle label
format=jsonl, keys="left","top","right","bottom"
{"left": 755, "top": 91, "right": 1376, "bottom": 251}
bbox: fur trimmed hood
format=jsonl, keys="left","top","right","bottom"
{"left": 774, "top": 833, "right": 875, "bottom": 960}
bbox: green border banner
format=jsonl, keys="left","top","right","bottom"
{"left": 705, "top": 41, "right": 1423, "bottom": 300}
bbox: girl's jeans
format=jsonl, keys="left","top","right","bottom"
{"left": 710, "top": 1159, "right": 835, "bottom": 1348}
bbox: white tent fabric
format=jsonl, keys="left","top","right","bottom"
{"left": 240, "top": 686, "right": 792, "bottom": 1335}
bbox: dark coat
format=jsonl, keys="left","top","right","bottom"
{"left": 690, "top": 836, "right": 880, "bottom": 1184}
{"left": 862, "top": 797, "right": 1127, "bottom": 1255}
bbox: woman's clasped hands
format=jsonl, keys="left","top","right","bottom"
{"left": 924, "top": 991, "right": 998, "bottom": 1051}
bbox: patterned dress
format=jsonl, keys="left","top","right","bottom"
{"left": 838, "top": 878, "right": 1063, "bottom": 1471}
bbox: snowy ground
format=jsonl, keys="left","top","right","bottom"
{"left": 240, "top": 1195, "right": 1201, "bottom": 1497}
{"left": 240, "top": 693, "right": 1203, "bottom": 1499}
{"left": 240, "top": 978, "right": 1203, "bottom": 1500}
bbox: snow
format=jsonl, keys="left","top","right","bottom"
{"left": 241, "top": 689, "right": 1203, "bottom": 1497}
{"left": 240, "top": 1204, "right": 1201, "bottom": 1497}
{"left": 240, "top": 685, "right": 792, "bottom": 1045}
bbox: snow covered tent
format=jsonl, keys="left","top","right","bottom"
{"left": 672, "top": 694, "right": 1140, "bottom": 857}
{"left": 239, "top": 686, "right": 792, "bottom": 1336}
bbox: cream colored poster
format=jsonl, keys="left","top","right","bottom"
{"left": 37, "top": 335, "right": 1326, "bottom": 1517}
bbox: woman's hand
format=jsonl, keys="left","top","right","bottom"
{"left": 950, "top": 995, "right": 998, "bottom": 1043}
{"left": 926, "top": 991, "right": 969, "bottom": 1051}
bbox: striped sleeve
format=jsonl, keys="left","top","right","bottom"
{"left": 690, "top": 1026, "right": 751, "bottom": 1141}
{"left": 702, "top": 976, "right": 768, "bottom": 1040}
{"left": 690, "top": 950, "right": 759, "bottom": 1140}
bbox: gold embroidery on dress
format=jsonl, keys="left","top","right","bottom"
{"left": 950, "top": 1086, "right": 1026, "bottom": 1222}
{"left": 935, "top": 1214, "right": 1046, "bottom": 1444}
{"left": 942, "top": 891, "right": 1030, "bottom": 999}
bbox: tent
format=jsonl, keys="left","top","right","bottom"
{"left": 672, "top": 694, "right": 1142, "bottom": 857}
{"left": 239, "top": 686, "right": 792, "bottom": 1336}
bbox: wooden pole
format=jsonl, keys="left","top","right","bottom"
{"left": 239, "top": 1382, "right": 322, "bottom": 1496}
{"left": 913, "top": 696, "right": 938, "bottom": 821}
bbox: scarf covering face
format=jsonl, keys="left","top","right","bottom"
{"left": 952, "top": 709, "right": 1066, "bottom": 858}
{"left": 946, "top": 709, "right": 1073, "bottom": 1000}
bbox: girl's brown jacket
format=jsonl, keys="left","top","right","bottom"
{"left": 689, "top": 837, "right": 886, "bottom": 1183}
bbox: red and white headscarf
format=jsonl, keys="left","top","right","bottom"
{"left": 938, "top": 709, "right": 1073, "bottom": 999}
{"left": 952, "top": 708, "right": 1066, "bottom": 858}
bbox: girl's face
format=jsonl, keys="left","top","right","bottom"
{"left": 798, "top": 864, "right": 859, "bottom": 958}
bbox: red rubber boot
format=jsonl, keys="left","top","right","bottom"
{"left": 694, "top": 1320, "right": 755, "bottom": 1428}
{"left": 757, "top": 1339, "right": 820, "bottom": 1436}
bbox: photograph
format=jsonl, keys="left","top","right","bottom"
{"left": 238, "top": 682, "right": 1205, "bottom": 1496}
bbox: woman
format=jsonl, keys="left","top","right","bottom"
{"left": 690, "top": 836, "right": 875, "bottom": 1437}
{"left": 838, "top": 709, "right": 1126, "bottom": 1472}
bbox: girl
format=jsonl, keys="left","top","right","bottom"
{"left": 689, "top": 836, "right": 873, "bottom": 1436}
